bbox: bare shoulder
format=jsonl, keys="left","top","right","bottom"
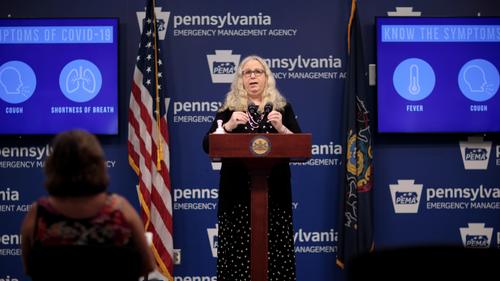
{"left": 111, "top": 194, "right": 134, "bottom": 211}
{"left": 110, "top": 194, "right": 141, "bottom": 222}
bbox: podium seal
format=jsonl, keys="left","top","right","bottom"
{"left": 250, "top": 136, "right": 271, "bottom": 156}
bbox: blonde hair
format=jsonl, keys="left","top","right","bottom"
{"left": 219, "top": 55, "right": 287, "bottom": 113}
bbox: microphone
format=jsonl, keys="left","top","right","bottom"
{"left": 245, "top": 102, "right": 259, "bottom": 132}
{"left": 260, "top": 102, "right": 274, "bottom": 132}
{"left": 263, "top": 102, "right": 273, "bottom": 116}
{"left": 247, "top": 102, "right": 259, "bottom": 118}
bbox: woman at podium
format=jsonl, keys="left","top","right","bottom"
{"left": 203, "top": 55, "right": 301, "bottom": 281}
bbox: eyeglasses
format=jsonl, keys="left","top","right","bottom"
{"left": 242, "top": 69, "right": 265, "bottom": 77}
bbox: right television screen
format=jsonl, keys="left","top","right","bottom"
{"left": 376, "top": 17, "right": 500, "bottom": 133}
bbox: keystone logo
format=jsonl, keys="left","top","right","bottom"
{"left": 136, "top": 6, "right": 170, "bottom": 40}
{"left": 459, "top": 136, "right": 491, "bottom": 170}
{"left": 207, "top": 50, "right": 241, "bottom": 83}
{"left": 389, "top": 179, "right": 423, "bottom": 214}
{"left": 207, "top": 224, "right": 218, "bottom": 258}
{"left": 459, "top": 223, "right": 493, "bottom": 248}
{"left": 211, "top": 162, "right": 221, "bottom": 171}
{"left": 387, "top": 7, "right": 422, "bottom": 16}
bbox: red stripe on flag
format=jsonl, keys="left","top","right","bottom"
{"left": 148, "top": 223, "right": 174, "bottom": 271}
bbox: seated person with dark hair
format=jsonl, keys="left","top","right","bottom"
{"left": 20, "top": 129, "right": 156, "bottom": 281}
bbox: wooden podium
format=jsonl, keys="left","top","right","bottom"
{"left": 209, "top": 133, "right": 311, "bottom": 281}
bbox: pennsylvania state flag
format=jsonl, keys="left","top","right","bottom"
{"left": 336, "top": 0, "right": 375, "bottom": 269}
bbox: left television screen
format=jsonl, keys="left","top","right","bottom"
{"left": 0, "top": 18, "right": 118, "bottom": 135}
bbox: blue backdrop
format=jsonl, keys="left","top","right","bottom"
{"left": 0, "top": 0, "right": 499, "bottom": 280}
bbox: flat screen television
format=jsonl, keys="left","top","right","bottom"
{"left": 376, "top": 17, "right": 500, "bottom": 133}
{"left": 0, "top": 18, "right": 118, "bottom": 135}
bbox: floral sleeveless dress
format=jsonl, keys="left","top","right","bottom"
{"left": 33, "top": 194, "right": 133, "bottom": 247}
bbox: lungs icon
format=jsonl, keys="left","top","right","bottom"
{"left": 66, "top": 66, "right": 96, "bottom": 94}
{"left": 60, "top": 60, "right": 102, "bottom": 103}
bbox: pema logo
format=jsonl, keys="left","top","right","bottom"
{"left": 387, "top": 7, "right": 422, "bottom": 16}
{"left": 389, "top": 179, "right": 423, "bottom": 214}
{"left": 207, "top": 50, "right": 241, "bottom": 83}
{"left": 459, "top": 136, "right": 491, "bottom": 170}
{"left": 207, "top": 224, "right": 218, "bottom": 258}
{"left": 211, "top": 161, "right": 221, "bottom": 171}
{"left": 136, "top": 6, "right": 170, "bottom": 40}
{"left": 459, "top": 223, "right": 493, "bottom": 248}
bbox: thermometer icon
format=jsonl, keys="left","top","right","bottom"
{"left": 408, "top": 64, "right": 421, "bottom": 95}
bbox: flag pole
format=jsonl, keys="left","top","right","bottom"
{"left": 152, "top": 0, "right": 163, "bottom": 171}
{"left": 347, "top": 0, "right": 356, "bottom": 54}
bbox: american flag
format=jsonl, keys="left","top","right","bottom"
{"left": 128, "top": 0, "right": 173, "bottom": 279}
